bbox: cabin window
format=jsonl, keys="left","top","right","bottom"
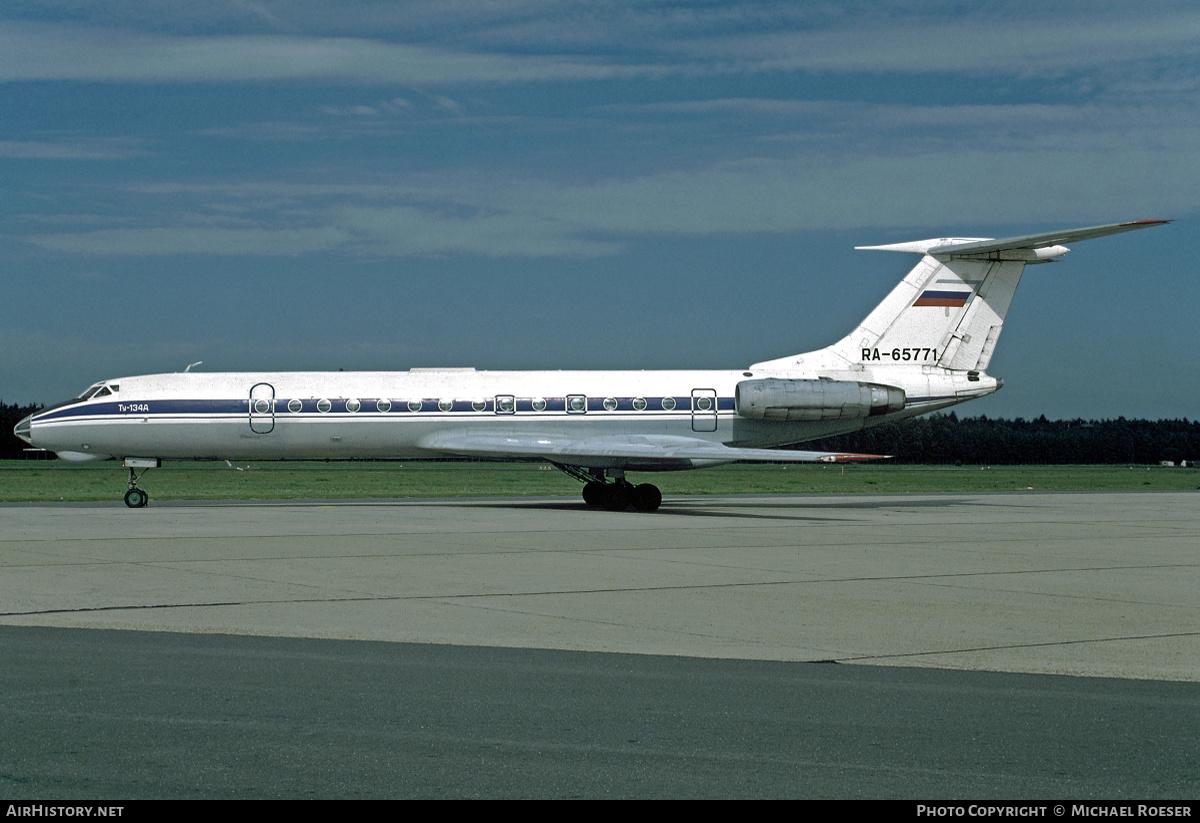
{"left": 632, "top": 397, "right": 647, "bottom": 411}
{"left": 253, "top": 398, "right": 271, "bottom": 414}
{"left": 317, "top": 398, "right": 332, "bottom": 413}
{"left": 695, "top": 396, "right": 713, "bottom": 412}
{"left": 602, "top": 397, "right": 617, "bottom": 411}
{"left": 471, "top": 400, "right": 487, "bottom": 412}
{"left": 531, "top": 397, "right": 547, "bottom": 412}
{"left": 567, "top": 395, "right": 586, "bottom": 413}
{"left": 496, "top": 395, "right": 515, "bottom": 414}
{"left": 407, "top": 400, "right": 423, "bottom": 412}
{"left": 376, "top": 398, "right": 392, "bottom": 413}
{"left": 346, "top": 398, "right": 361, "bottom": 413}
{"left": 661, "top": 397, "right": 676, "bottom": 411}
{"left": 438, "top": 399, "right": 453, "bottom": 412}
{"left": 288, "top": 399, "right": 303, "bottom": 413}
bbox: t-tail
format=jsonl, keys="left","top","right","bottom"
{"left": 753, "top": 221, "right": 1170, "bottom": 387}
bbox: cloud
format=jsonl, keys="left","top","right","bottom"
{"left": 23, "top": 129, "right": 1194, "bottom": 260}
{"left": 334, "top": 205, "right": 619, "bottom": 257}
{"left": 537, "top": 151, "right": 1188, "bottom": 234}
{"left": 7, "top": 6, "right": 1196, "bottom": 89}
{"left": 26, "top": 226, "right": 352, "bottom": 256}
{"left": 0, "top": 22, "right": 649, "bottom": 85}
{"left": 0, "top": 139, "right": 145, "bottom": 160}
{"left": 319, "top": 104, "right": 383, "bottom": 117}
{"left": 21, "top": 94, "right": 1200, "bottom": 260}
{"left": 665, "top": 8, "right": 1200, "bottom": 77}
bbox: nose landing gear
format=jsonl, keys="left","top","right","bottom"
{"left": 122, "top": 458, "right": 160, "bottom": 508}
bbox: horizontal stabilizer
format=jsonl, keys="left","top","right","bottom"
{"left": 857, "top": 220, "right": 1170, "bottom": 261}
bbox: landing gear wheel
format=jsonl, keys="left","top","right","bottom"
{"left": 554, "top": 465, "right": 657, "bottom": 514}
{"left": 631, "top": 483, "right": 662, "bottom": 513}
{"left": 124, "top": 488, "right": 148, "bottom": 508}
{"left": 603, "top": 483, "right": 632, "bottom": 511}
{"left": 582, "top": 481, "right": 606, "bottom": 506}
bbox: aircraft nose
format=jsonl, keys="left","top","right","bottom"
{"left": 14, "top": 413, "right": 34, "bottom": 446}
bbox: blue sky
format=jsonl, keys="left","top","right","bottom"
{"left": 2, "top": 1, "right": 1197, "bottom": 419}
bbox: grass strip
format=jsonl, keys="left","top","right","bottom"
{"left": 2, "top": 460, "right": 1197, "bottom": 502}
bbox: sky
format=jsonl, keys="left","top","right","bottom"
{"left": 2, "top": 0, "right": 1197, "bottom": 419}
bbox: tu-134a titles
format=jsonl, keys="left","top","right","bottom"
{"left": 15, "top": 220, "right": 1169, "bottom": 511}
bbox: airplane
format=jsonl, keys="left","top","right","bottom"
{"left": 14, "top": 219, "right": 1168, "bottom": 511}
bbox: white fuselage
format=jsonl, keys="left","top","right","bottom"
{"left": 24, "top": 366, "right": 996, "bottom": 468}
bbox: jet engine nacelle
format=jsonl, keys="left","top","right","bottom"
{"left": 735, "top": 378, "right": 906, "bottom": 422}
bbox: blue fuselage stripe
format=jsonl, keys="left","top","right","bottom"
{"left": 35, "top": 396, "right": 739, "bottom": 423}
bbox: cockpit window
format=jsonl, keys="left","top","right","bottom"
{"left": 77, "top": 382, "right": 118, "bottom": 400}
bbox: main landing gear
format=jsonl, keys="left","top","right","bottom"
{"left": 122, "top": 458, "right": 160, "bottom": 508}
{"left": 555, "top": 464, "right": 662, "bottom": 512}
{"left": 583, "top": 479, "right": 662, "bottom": 512}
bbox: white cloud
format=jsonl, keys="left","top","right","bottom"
{"left": 0, "top": 139, "right": 144, "bottom": 160}
{"left": 0, "top": 22, "right": 647, "bottom": 85}
{"left": 334, "top": 205, "right": 618, "bottom": 257}
{"left": 26, "top": 226, "right": 352, "bottom": 256}
{"left": 665, "top": 8, "right": 1200, "bottom": 77}
{"left": 21, "top": 104, "right": 1199, "bottom": 260}
{"left": 23, "top": 127, "right": 1195, "bottom": 259}
{"left": 6, "top": 5, "right": 1196, "bottom": 88}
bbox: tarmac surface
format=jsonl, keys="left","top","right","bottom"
{"left": 2, "top": 491, "right": 1198, "bottom": 798}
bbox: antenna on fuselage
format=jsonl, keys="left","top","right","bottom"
{"left": 184, "top": 361, "right": 203, "bottom": 373}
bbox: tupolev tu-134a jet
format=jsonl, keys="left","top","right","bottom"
{"left": 15, "top": 220, "right": 1169, "bottom": 511}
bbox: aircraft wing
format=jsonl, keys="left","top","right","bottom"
{"left": 416, "top": 431, "right": 885, "bottom": 467}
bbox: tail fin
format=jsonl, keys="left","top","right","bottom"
{"left": 830, "top": 250, "right": 1025, "bottom": 372}
{"left": 753, "top": 220, "right": 1169, "bottom": 372}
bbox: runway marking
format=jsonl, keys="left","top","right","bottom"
{"left": 842, "top": 631, "right": 1200, "bottom": 664}
{"left": 4, "top": 561, "right": 1197, "bottom": 617}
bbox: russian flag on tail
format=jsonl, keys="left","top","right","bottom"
{"left": 913, "top": 289, "right": 971, "bottom": 307}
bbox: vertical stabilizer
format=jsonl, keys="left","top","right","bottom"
{"left": 751, "top": 220, "right": 1169, "bottom": 372}
{"left": 836, "top": 254, "right": 1026, "bottom": 371}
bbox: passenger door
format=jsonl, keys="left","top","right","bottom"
{"left": 249, "top": 382, "right": 275, "bottom": 434}
{"left": 691, "top": 388, "right": 718, "bottom": 432}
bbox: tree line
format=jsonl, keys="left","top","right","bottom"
{"left": 803, "top": 412, "right": 1200, "bottom": 465}
{"left": 2, "top": 400, "right": 1197, "bottom": 464}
